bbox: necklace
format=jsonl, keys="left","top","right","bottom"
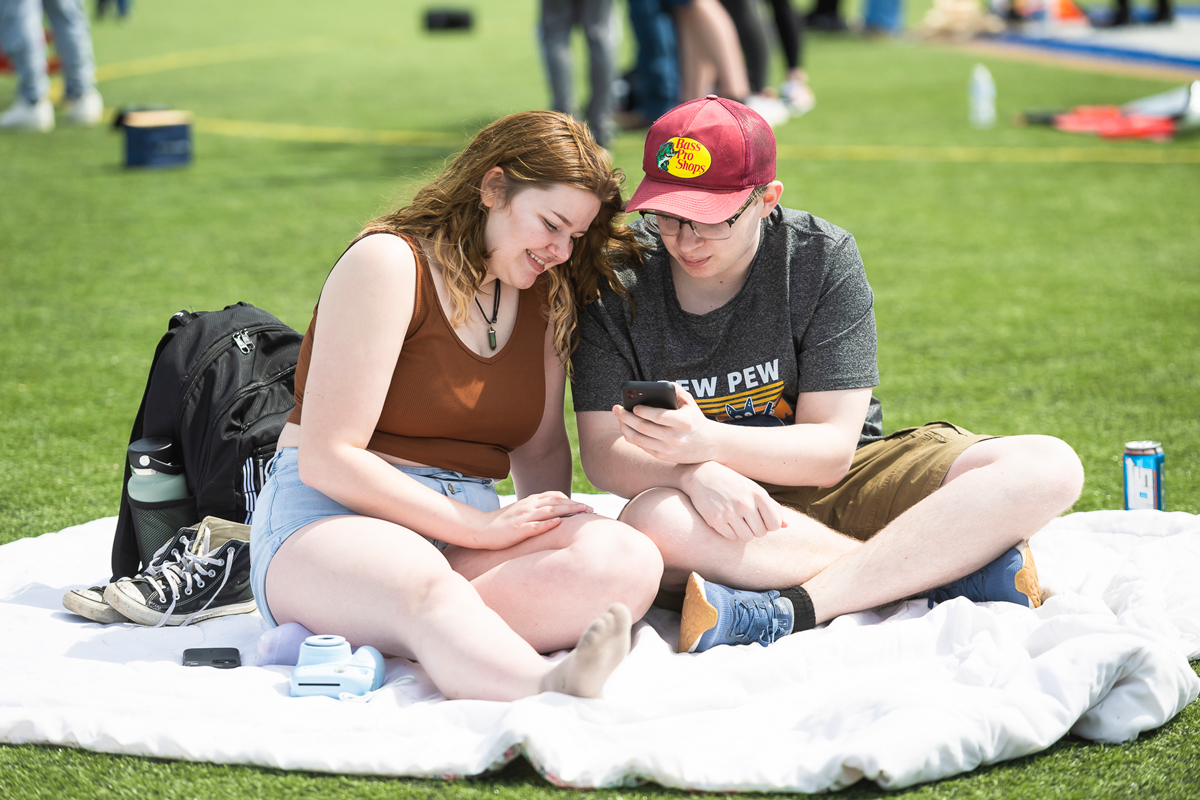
{"left": 473, "top": 280, "right": 501, "bottom": 350}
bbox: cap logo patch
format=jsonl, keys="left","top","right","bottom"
{"left": 655, "top": 137, "right": 711, "bottom": 179}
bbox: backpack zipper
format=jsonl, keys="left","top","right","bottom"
{"left": 175, "top": 322, "right": 292, "bottom": 435}
{"left": 193, "top": 365, "right": 298, "bottom": 494}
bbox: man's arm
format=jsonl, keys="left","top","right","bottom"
{"left": 612, "top": 384, "right": 872, "bottom": 486}
{"left": 578, "top": 386, "right": 871, "bottom": 540}
{"left": 580, "top": 385, "right": 870, "bottom": 494}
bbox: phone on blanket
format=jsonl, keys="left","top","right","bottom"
{"left": 621, "top": 381, "right": 679, "bottom": 412}
{"left": 183, "top": 647, "right": 241, "bottom": 669}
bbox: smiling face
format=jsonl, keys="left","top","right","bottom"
{"left": 481, "top": 170, "right": 602, "bottom": 289}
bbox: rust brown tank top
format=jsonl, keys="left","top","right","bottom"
{"left": 286, "top": 231, "right": 549, "bottom": 479}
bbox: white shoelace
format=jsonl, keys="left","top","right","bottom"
{"left": 139, "top": 524, "right": 236, "bottom": 628}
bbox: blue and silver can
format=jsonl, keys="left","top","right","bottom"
{"left": 1123, "top": 441, "right": 1165, "bottom": 511}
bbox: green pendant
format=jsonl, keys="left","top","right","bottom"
{"left": 488, "top": 327, "right": 497, "bottom": 350}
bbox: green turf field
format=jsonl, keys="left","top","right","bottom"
{"left": 1, "top": 0, "right": 1198, "bottom": 796}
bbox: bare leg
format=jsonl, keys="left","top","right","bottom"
{"left": 444, "top": 513, "right": 663, "bottom": 653}
{"left": 673, "top": 0, "right": 751, "bottom": 101}
{"left": 804, "top": 435, "right": 1083, "bottom": 622}
{"left": 622, "top": 435, "right": 1083, "bottom": 623}
{"left": 620, "top": 489, "right": 859, "bottom": 592}
{"left": 265, "top": 515, "right": 631, "bottom": 701}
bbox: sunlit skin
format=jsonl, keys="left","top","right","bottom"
{"left": 480, "top": 166, "right": 601, "bottom": 291}
{"left": 652, "top": 182, "right": 783, "bottom": 305}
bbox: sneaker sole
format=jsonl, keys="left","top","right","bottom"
{"left": 104, "top": 581, "right": 256, "bottom": 627}
{"left": 62, "top": 586, "right": 129, "bottom": 624}
{"left": 1015, "top": 541, "right": 1042, "bottom": 608}
{"left": 678, "top": 572, "right": 720, "bottom": 653}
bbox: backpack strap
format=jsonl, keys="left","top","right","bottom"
{"left": 109, "top": 311, "right": 197, "bottom": 581}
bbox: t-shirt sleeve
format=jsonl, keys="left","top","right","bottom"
{"left": 796, "top": 233, "right": 880, "bottom": 393}
{"left": 571, "top": 296, "right": 638, "bottom": 413}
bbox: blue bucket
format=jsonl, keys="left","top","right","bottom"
{"left": 124, "top": 110, "right": 192, "bottom": 168}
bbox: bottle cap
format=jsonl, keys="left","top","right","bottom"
{"left": 128, "top": 437, "right": 184, "bottom": 474}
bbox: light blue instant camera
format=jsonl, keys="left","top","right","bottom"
{"left": 290, "top": 634, "right": 386, "bottom": 698}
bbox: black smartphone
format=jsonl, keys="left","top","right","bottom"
{"left": 182, "top": 647, "right": 241, "bottom": 669}
{"left": 621, "top": 380, "right": 680, "bottom": 411}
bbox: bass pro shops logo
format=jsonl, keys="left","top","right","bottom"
{"left": 655, "top": 137, "right": 712, "bottom": 179}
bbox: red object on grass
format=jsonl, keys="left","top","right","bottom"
{"left": 0, "top": 28, "right": 60, "bottom": 74}
{"left": 1053, "top": 106, "right": 1176, "bottom": 141}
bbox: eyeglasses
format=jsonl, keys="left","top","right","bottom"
{"left": 639, "top": 187, "right": 766, "bottom": 241}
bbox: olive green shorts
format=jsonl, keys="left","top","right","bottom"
{"left": 758, "top": 421, "right": 997, "bottom": 542}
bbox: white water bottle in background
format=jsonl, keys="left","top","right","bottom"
{"left": 969, "top": 64, "right": 996, "bottom": 129}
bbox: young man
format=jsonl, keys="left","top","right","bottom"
{"left": 572, "top": 95, "right": 1085, "bottom": 653}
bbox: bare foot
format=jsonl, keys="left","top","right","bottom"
{"left": 539, "top": 603, "right": 632, "bottom": 699}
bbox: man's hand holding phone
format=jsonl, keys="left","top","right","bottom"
{"left": 614, "top": 381, "right": 718, "bottom": 465}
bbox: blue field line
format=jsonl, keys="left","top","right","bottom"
{"left": 990, "top": 33, "right": 1200, "bottom": 72}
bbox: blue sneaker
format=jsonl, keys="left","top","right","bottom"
{"left": 928, "top": 542, "right": 1041, "bottom": 609}
{"left": 678, "top": 572, "right": 795, "bottom": 653}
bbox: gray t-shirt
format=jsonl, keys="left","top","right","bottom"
{"left": 572, "top": 205, "right": 883, "bottom": 447}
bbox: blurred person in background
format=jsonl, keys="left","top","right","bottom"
{"left": 675, "top": 0, "right": 789, "bottom": 124}
{"left": 1106, "top": 0, "right": 1173, "bottom": 26}
{"left": 618, "top": 0, "right": 683, "bottom": 130}
{"left": 862, "top": 0, "right": 904, "bottom": 36}
{"left": 94, "top": 0, "right": 131, "bottom": 22}
{"left": 806, "top": 0, "right": 847, "bottom": 31}
{"left": 539, "top": 0, "right": 618, "bottom": 146}
{"left": 719, "top": 0, "right": 815, "bottom": 116}
{"left": 0, "top": 0, "right": 103, "bottom": 131}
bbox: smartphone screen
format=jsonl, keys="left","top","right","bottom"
{"left": 182, "top": 647, "right": 241, "bottom": 668}
{"left": 621, "top": 381, "right": 679, "bottom": 411}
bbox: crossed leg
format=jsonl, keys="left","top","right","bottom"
{"left": 620, "top": 434, "right": 1084, "bottom": 624}
{"left": 264, "top": 513, "right": 657, "bottom": 701}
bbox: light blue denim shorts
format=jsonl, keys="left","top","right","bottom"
{"left": 249, "top": 447, "right": 500, "bottom": 627}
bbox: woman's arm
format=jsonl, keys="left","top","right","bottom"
{"left": 296, "top": 236, "right": 579, "bottom": 550}
{"left": 507, "top": 323, "right": 574, "bottom": 499}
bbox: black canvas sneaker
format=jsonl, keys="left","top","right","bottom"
{"left": 105, "top": 516, "right": 255, "bottom": 627}
{"left": 62, "top": 529, "right": 183, "bottom": 624}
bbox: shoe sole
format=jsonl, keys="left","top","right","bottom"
{"left": 1015, "top": 541, "right": 1042, "bottom": 608}
{"left": 104, "top": 581, "right": 256, "bottom": 627}
{"left": 62, "top": 586, "right": 129, "bottom": 624}
{"left": 678, "top": 572, "right": 720, "bottom": 653}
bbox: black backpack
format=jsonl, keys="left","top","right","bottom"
{"left": 111, "top": 302, "right": 303, "bottom": 580}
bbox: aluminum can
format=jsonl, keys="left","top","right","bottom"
{"left": 1123, "top": 441, "right": 1165, "bottom": 511}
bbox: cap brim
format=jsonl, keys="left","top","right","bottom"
{"left": 626, "top": 177, "right": 755, "bottom": 225}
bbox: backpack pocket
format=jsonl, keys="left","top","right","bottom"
{"left": 128, "top": 495, "right": 199, "bottom": 567}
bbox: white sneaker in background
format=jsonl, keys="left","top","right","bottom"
{"left": 0, "top": 96, "right": 55, "bottom": 132}
{"left": 63, "top": 89, "right": 105, "bottom": 126}
{"left": 780, "top": 80, "right": 817, "bottom": 117}
{"left": 744, "top": 93, "right": 790, "bottom": 127}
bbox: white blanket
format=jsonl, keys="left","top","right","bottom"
{"left": 2, "top": 502, "right": 1198, "bottom": 792}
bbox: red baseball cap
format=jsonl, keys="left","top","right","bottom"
{"left": 626, "top": 95, "right": 777, "bottom": 225}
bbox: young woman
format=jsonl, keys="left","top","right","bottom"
{"left": 250, "top": 111, "right": 664, "bottom": 702}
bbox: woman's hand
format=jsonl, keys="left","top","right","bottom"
{"left": 679, "top": 461, "right": 787, "bottom": 542}
{"left": 475, "top": 492, "right": 594, "bottom": 550}
{"left": 611, "top": 386, "right": 720, "bottom": 465}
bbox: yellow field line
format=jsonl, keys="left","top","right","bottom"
{"left": 95, "top": 37, "right": 340, "bottom": 82}
{"left": 193, "top": 116, "right": 462, "bottom": 147}
{"left": 90, "top": 40, "right": 1200, "bottom": 163}
{"left": 776, "top": 143, "right": 1200, "bottom": 164}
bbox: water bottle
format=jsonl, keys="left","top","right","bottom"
{"left": 127, "top": 437, "right": 195, "bottom": 565}
{"left": 969, "top": 64, "right": 996, "bottom": 129}
{"left": 127, "top": 437, "right": 189, "bottom": 502}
